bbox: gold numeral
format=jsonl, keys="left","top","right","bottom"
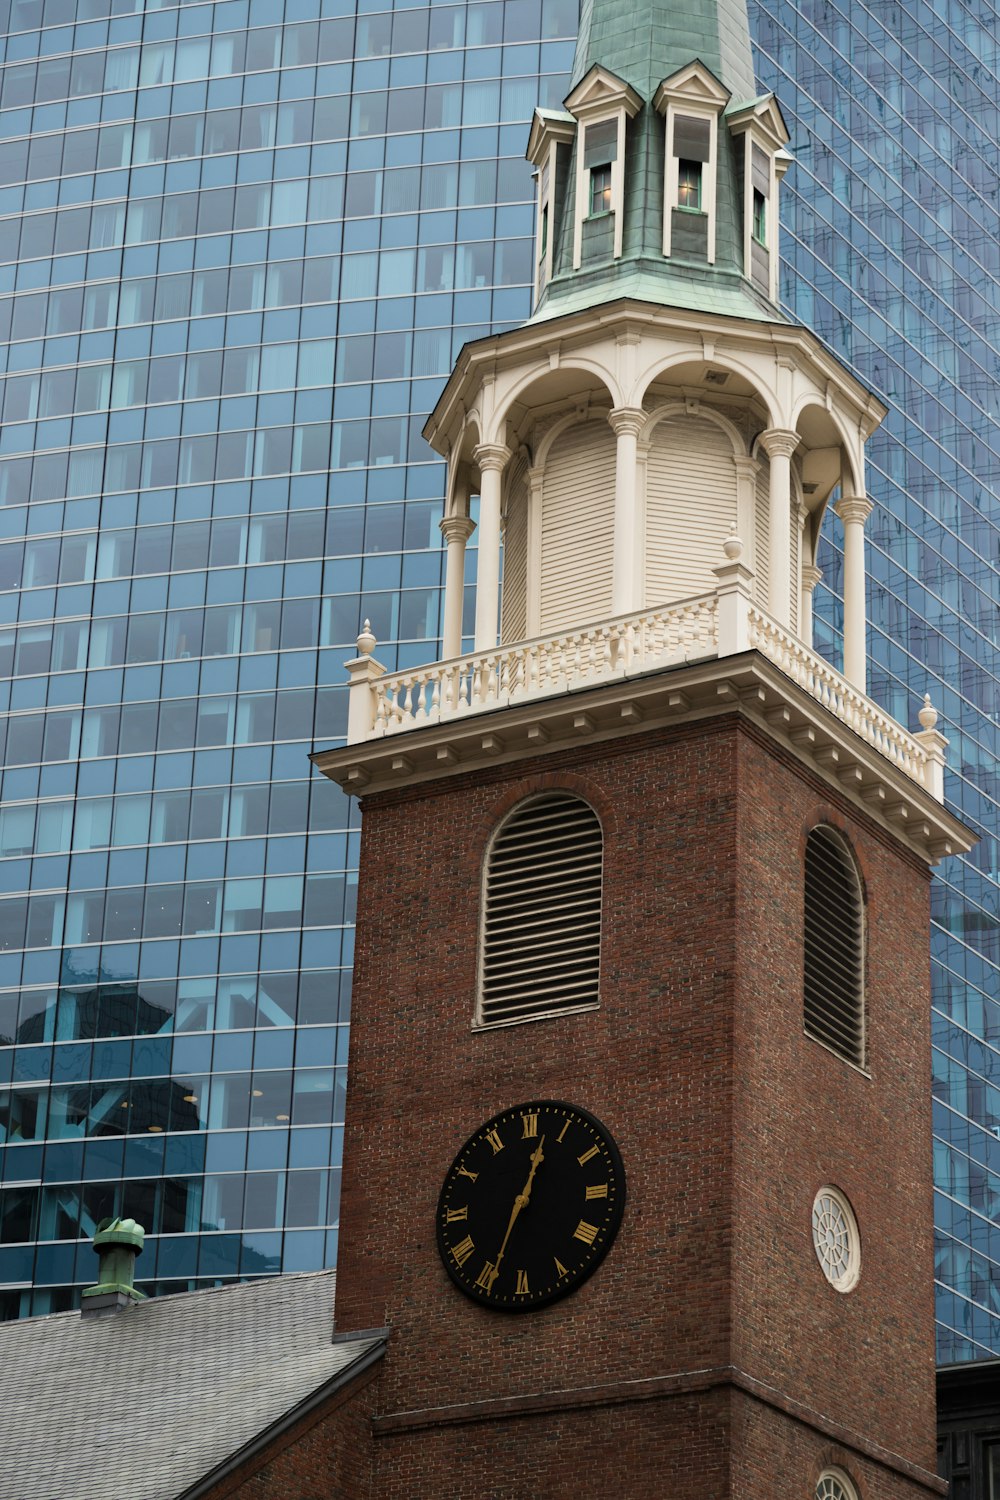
{"left": 554, "top": 1257, "right": 568, "bottom": 1278}
{"left": 577, "top": 1145, "right": 599, "bottom": 1166}
{"left": 521, "top": 1112, "right": 538, "bottom": 1139}
{"left": 585, "top": 1183, "right": 608, "bottom": 1200}
{"left": 475, "top": 1260, "right": 499, "bottom": 1292}
{"left": 515, "top": 1269, "right": 530, "bottom": 1295}
{"left": 573, "top": 1220, "right": 599, "bottom": 1245}
{"left": 456, "top": 1165, "right": 478, "bottom": 1182}
{"left": 445, "top": 1206, "right": 468, "bottom": 1222}
{"left": 452, "top": 1235, "right": 475, "bottom": 1266}
{"left": 557, "top": 1120, "right": 570, "bottom": 1144}
{"left": 485, "top": 1127, "right": 504, "bottom": 1155}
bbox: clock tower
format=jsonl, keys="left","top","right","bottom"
{"left": 314, "top": 0, "right": 974, "bottom": 1494}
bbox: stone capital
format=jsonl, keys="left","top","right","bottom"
{"left": 757, "top": 427, "right": 800, "bottom": 461}
{"left": 607, "top": 405, "right": 647, "bottom": 439}
{"left": 733, "top": 455, "right": 760, "bottom": 479}
{"left": 835, "top": 494, "right": 873, "bottom": 527}
{"left": 801, "top": 564, "right": 823, "bottom": 595}
{"left": 439, "top": 515, "right": 476, "bottom": 545}
{"left": 473, "top": 442, "right": 511, "bottom": 474}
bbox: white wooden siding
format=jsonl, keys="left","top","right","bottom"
{"left": 539, "top": 421, "right": 616, "bottom": 633}
{"left": 644, "top": 415, "right": 737, "bottom": 606}
{"left": 790, "top": 494, "right": 800, "bottom": 634}
{"left": 753, "top": 451, "right": 770, "bottom": 608}
{"left": 500, "top": 469, "right": 528, "bottom": 642}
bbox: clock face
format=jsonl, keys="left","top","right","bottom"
{"left": 436, "top": 1100, "right": 625, "bottom": 1312}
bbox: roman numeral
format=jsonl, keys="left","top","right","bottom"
{"left": 521, "top": 1112, "right": 538, "bottom": 1139}
{"left": 475, "top": 1261, "right": 499, "bottom": 1292}
{"left": 452, "top": 1235, "right": 475, "bottom": 1266}
{"left": 515, "top": 1269, "right": 530, "bottom": 1295}
{"left": 445, "top": 1206, "right": 468, "bottom": 1222}
{"left": 554, "top": 1257, "right": 568, "bottom": 1278}
{"left": 557, "top": 1120, "right": 570, "bottom": 1144}
{"left": 585, "top": 1183, "right": 608, "bottom": 1200}
{"left": 573, "top": 1220, "right": 599, "bottom": 1245}
{"left": 577, "top": 1145, "right": 599, "bottom": 1166}
{"left": 456, "top": 1165, "right": 478, "bottom": 1182}
{"left": 485, "top": 1127, "right": 504, "bottom": 1155}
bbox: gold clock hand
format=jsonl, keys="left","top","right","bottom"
{"left": 492, "top": 1136, "right": 545, "bottom": 1276}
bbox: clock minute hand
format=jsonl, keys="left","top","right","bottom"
{"left": 493, "top": 1136, "right": 545, "bottom": 1275}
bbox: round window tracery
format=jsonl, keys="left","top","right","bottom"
{"left": 815, "top": 1467, "right": 858, "bottom": 1500}
{"left": 811, "top": 1187, "right": 861, "bottom": 1293}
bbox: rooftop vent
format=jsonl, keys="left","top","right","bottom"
{"left": 703, "top": 369, "right": 730, "bottom": 386}
{"left": 803, "top": 826, "right": 865, "bottom": 1066}
{"left": 81, "top": 1216, "right": 146, "bottom": 1318}
{"left": 478, "top": 792, "right": 603, "bottom": 1028}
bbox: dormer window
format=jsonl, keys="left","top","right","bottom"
{"left": 725, "top": 94, "right": 791, "bottom": 302}
{"left": 653, "top": 65, "right": 729, "bottom": 267}
{"left": 590, "top": 163, "right": 613, "bottom": 216}
{"left": 752, "top": 188, "right": 767, "bottom": 243}
{"left": 677, "top": 160, "right": 702, "bottom": 211}
{"left": 563, "top": 65, "right": 641, "bottom": 270}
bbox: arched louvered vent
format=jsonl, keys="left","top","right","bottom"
{"left": 478, "top": 792, "right": 603, "bottom": 1028}
{"left": 804, "top": 825, "right": 865, "bottom": 1065}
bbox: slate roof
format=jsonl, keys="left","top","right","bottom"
{"left": 0, "top": 1271, "right": 384, "bottom": 1500}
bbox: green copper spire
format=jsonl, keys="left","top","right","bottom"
{"left": 569, "top": 0, "right": 757, "bottom": 105}
{"left": 529, "top": 0, "right": 788, "bottom": 325}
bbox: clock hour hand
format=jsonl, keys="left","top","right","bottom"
{"left": 492, "top": 1136, "right": 545, "bottom": 1276}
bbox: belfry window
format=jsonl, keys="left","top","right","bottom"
{"left": 589, "top": 163, "right": 612, "bottom": 215}
{"left": 677, "top": 160, "right": 702, "bottom": 211}
{"left": 752, "top": 188, "right": 766, "bottom": 243}
{"left": 477, "top": 792, "right": 603, "bottom": 1029}
{"left": 803, "top": 825, "right": 865, "bottom": 1066}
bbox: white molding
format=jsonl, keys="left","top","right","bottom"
{"left": 316, "top": 633, "right": 972, "bottom": 866}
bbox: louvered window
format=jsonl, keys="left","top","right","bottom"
{"left": 803, "top": 826, "right": 865, "bottom": 1065}
{"left": 477, "top": 792, "right": 602, "bottom": 1028}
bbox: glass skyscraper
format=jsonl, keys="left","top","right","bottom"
{"left": 0, "top": 0, "right": 996, "bottom": 1364}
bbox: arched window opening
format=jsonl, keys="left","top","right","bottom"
{"left": 803, "top": 825, "right": 865, "bottom": 1066}
{"left": 478, "top": 792, "right": 603, "bottom": 1029}
{"left": 815, "top": 1468, "right": 859, "bottom": 1500}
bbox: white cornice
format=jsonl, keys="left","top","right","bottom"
{"left": 422, "top": 298, "right": 887, "bottom": 457}
{"left": 312, "top": 652, "right": 973, "bottom": 868}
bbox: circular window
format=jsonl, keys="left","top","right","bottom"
{"left": 815, "top": 1468, "right": 858, "bottom": 1500}
{"left": 812, "top": 1187, "right": 861, "bottom": 1293}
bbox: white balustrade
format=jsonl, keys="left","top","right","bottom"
{"left": 746, "top": 608, "right": 930, "bottom": 788}
{"left": 365, "top": 595, "right": 719, "bottom": 741}
{"left": 350, "top": 594, "right": 937, "bottom": 801}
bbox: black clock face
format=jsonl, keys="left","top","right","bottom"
{"left": 436, "top": 1100, "right": 625, "bottom": 1312}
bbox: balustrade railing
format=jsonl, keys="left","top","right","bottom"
{"left": 371, "top": 595, "right": 719, "bottom": 735}
{"left": 746, "top": 608, "right": 930, "bottom": 784}
{"left": 348, "top": 591, "right": 938, "bottom": 799}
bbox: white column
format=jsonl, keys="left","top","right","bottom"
{"left": 608, "top": 406, "right": 646, "bottom": 616}
{"left": 800, "top": 564, "right": 821, "bottom": 648}
{"left": 758, "top": 428, "right": 799, "bottom": 629}
{"left": 439, "top": 514, "right": 475, "bottom": 659}
{"left": 835, "top": 494, "right": 873, "bottom": 691}
{"left": 472, "top": 443, "right": 510, "bottom": 652}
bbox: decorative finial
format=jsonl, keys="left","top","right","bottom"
{"left": 918, "top": 693, "right": 938, "bottom": 732}
{"left": 722, "top": 527, "right": 743, "bottom": 563}
{"left": 356, "top": 620, "right": 376, "bottom": 657}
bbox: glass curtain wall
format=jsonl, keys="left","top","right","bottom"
{"left": 0, "top": 0, "right": 998, "bottom": 1366}
{"left": 750, "top": 0, "right": 1000, "bottom": 1362}
{"left": 0, "top": 0, "right": 577, "bottom": 1315}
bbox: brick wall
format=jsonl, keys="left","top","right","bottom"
{"left": 331, "top": 712, "right": 939, "bottom": 1496}
{"left": 200, "top": 1364, "right": 380, "bottom": 1500}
